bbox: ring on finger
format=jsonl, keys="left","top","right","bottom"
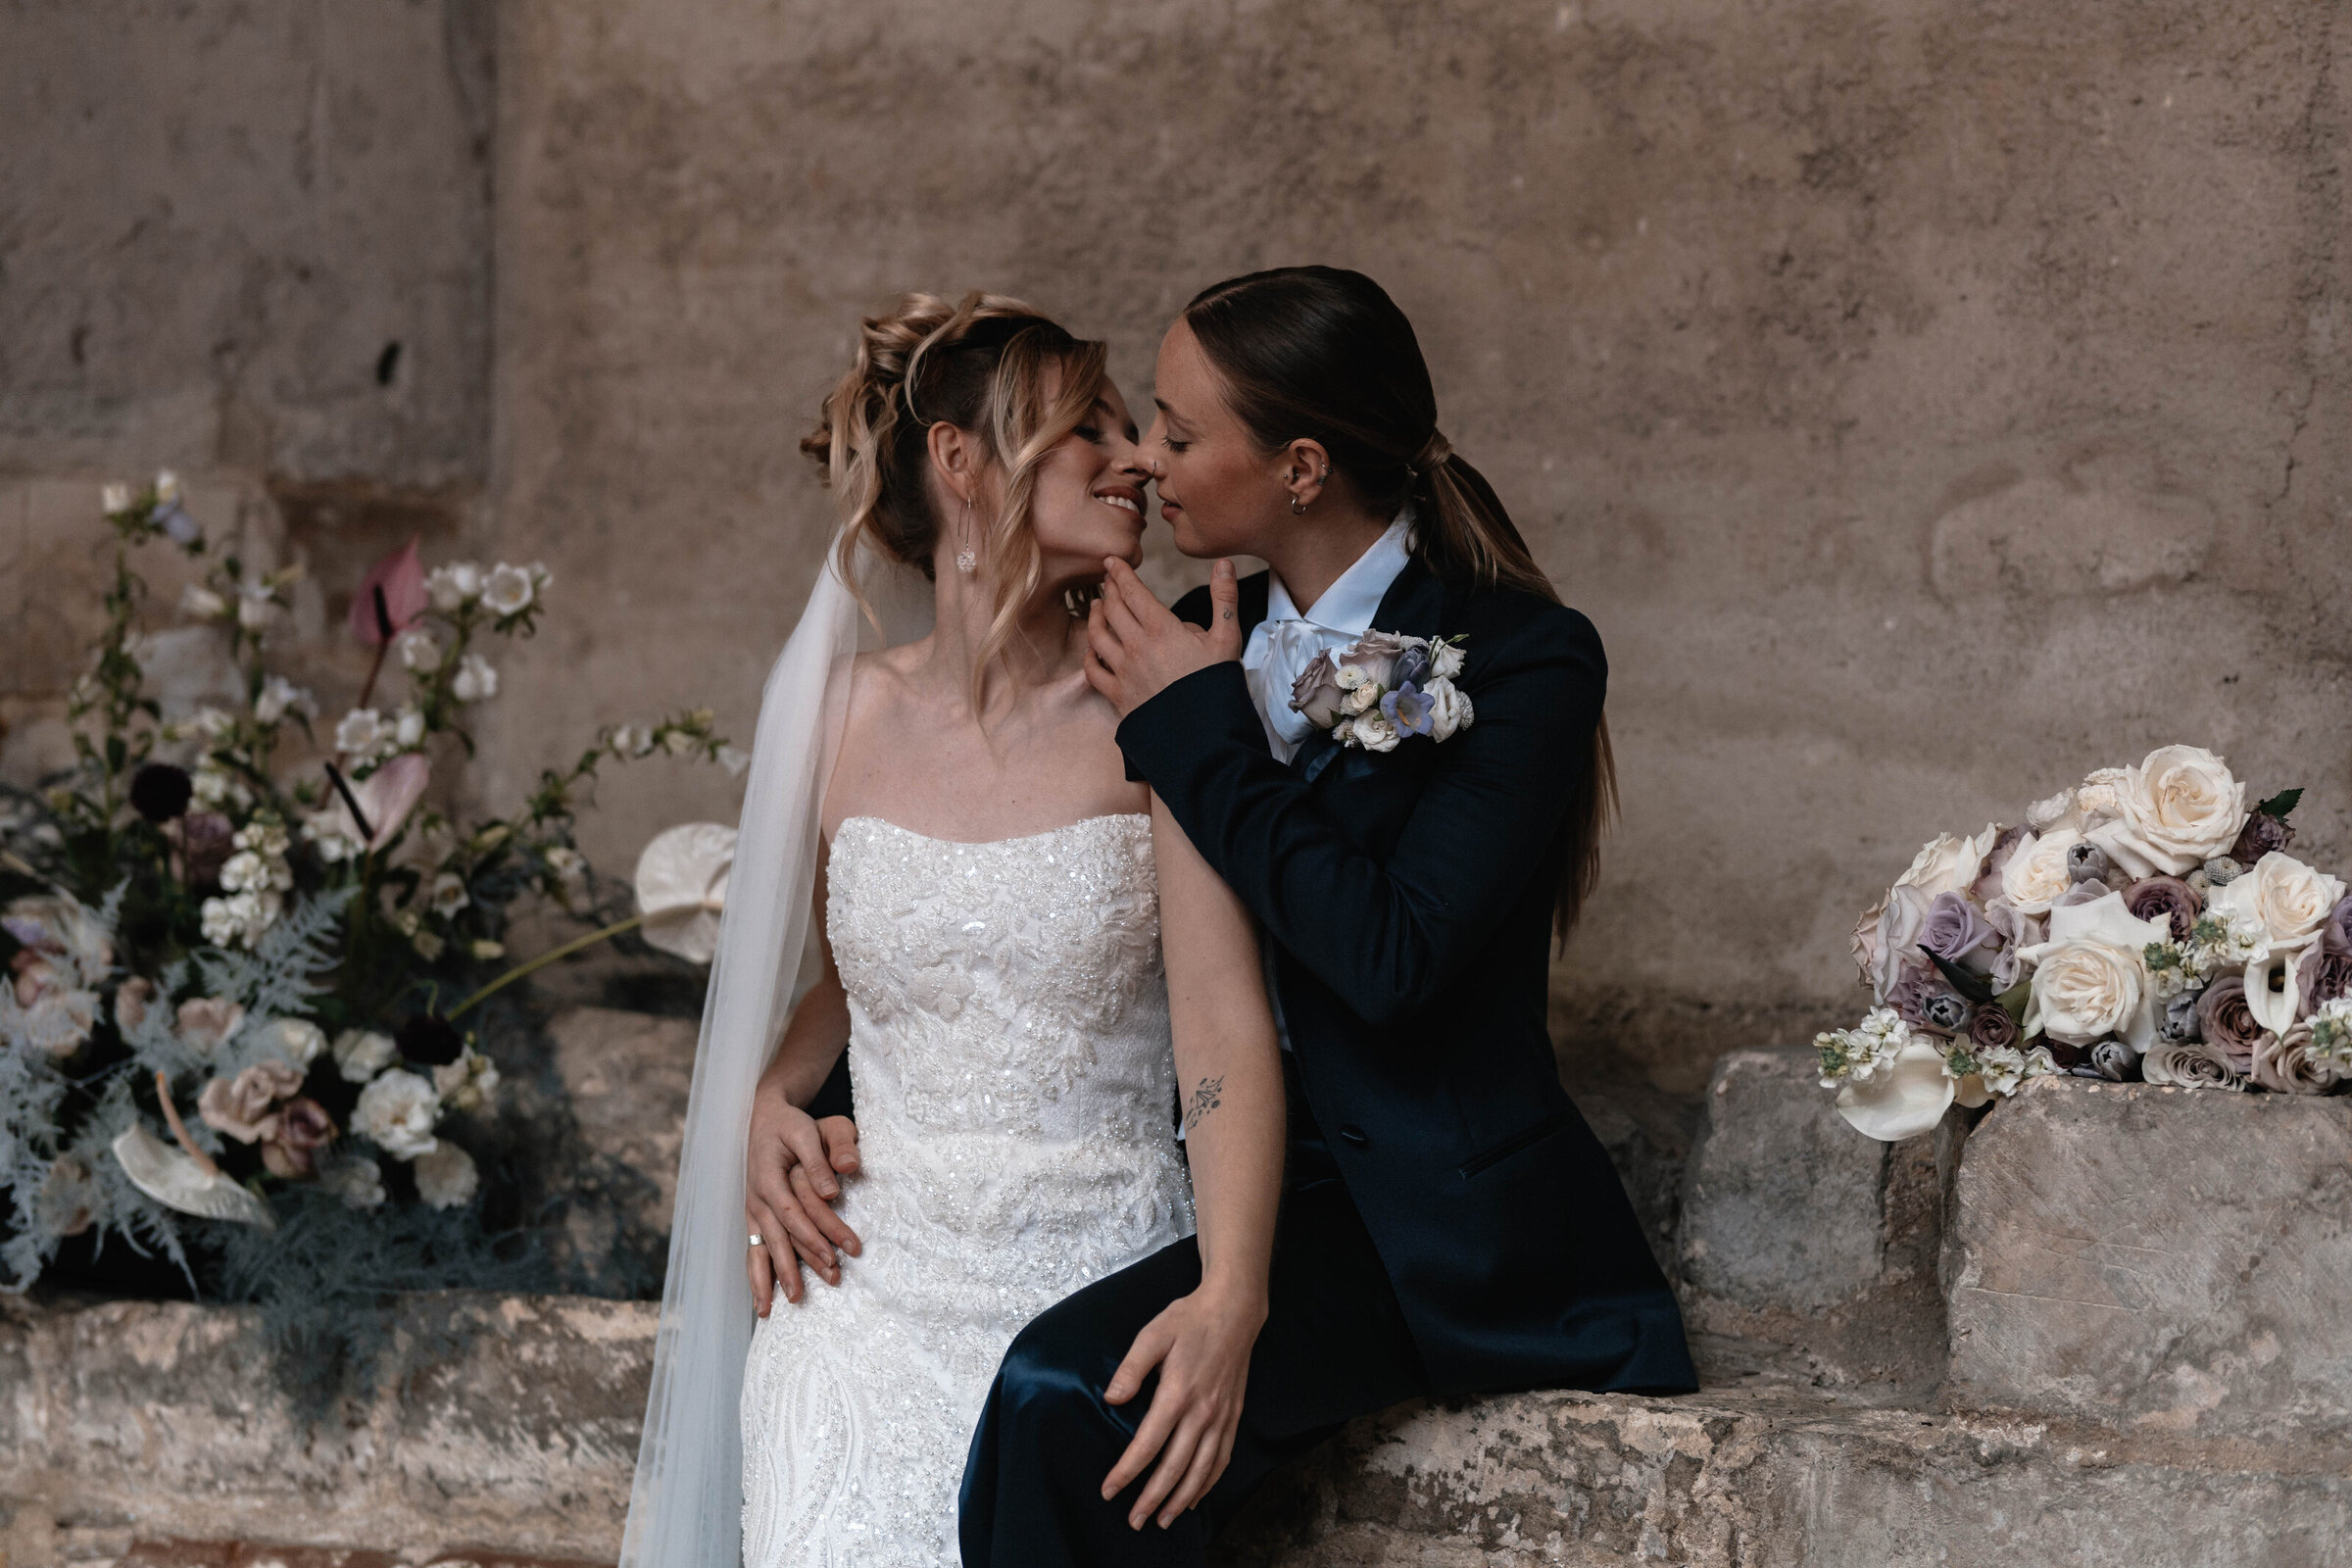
{"left": 749, "top": 1232, "right": 763, "bottom": 1247}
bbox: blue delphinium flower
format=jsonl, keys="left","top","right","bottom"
{"left": 1381, "top": 681, "right": 1435, "bottom": 738}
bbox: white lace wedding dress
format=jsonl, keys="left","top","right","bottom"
{"left": 740, "top": 812, "right": 1196, "bottom": 1567}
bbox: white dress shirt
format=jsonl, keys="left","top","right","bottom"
{"left": 1239, "top": 511, "right": 1415, "bottom": 763}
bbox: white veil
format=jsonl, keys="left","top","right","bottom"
{"left": 619, "top": 530, "right": 935, "bottom": 1568}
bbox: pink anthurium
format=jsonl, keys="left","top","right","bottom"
{"left": 322, "top": 753, "right": 431, "bottom": 851}
{"left": 350, "top": 537, "right": 429, "bottom": 646}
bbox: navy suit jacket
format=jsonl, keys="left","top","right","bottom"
{"left": 1119, "top": 561, "right": 1694, "bottom": 1398}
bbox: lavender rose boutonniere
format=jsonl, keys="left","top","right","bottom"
{"left": 1296, "top": 630, "right": 1475, "bottom": 752}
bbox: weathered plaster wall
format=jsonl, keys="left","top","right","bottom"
{"left": 7, "top": 1, "right": 2349, "bottom": 1101}
{"left": 486, "top": 0, "right": 2352, "bottom": 1097}
{"left": 1, "top": 0, "right": 495, "bottom": 779}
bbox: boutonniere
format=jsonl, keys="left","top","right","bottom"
{"left": 1290, "top": 632, "right": 1474, "bottom": 754}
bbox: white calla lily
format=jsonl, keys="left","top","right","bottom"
{"left": 113, "top": 1122, "right": 274, "bottom": 1228}
{"left": 1834, "top": 1041, "right": 1956, "bottom": 1142}
{"left": 635, "top": 822, "right": 737, "bottom": 964}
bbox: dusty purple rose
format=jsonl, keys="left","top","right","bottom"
{"left": 2230, "top": 811, "right": 2296, "bottom": 866}
{"left": 1919, "top": 892, "right": 1998, "bottom": 967}
{"left": 2197, "top": 973, "right": 2264, "bottom": 1071}
{"left": 2325, "top": 895, "right": 2352, "bottom": 957}
{"left": 1968, "top": 1005, "right": 2020, "bottom": 1053}
{"left": 1337, "top": 629, "right": 1415, "bottom": 687}
{"left": 1289, "top": 650, "right": 1346, "bottom": 729}
{"left": 2297, "top": 944, "right": 2352, "bottom": 1014}
{"left": 261, "top": 1097, "right": 337, "bottom": 1178}
{"left": 177, "top": 810, "right": 236, "bottom": 890}
{"left": 2124, "top": 876, "right": 2203, "bottom": 943}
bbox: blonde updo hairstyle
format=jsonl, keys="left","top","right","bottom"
{"left": 802, "top": 291, "right": 1108, "bottom": 706}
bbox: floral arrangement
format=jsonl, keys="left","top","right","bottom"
{"left": 1289, "top": 631, "right": 1474, "bottom": 753}
{"left": 1818, "top": 745, "right": 2350, "bottom": 1141}
{"left": 0, "top": 473, "right": 741, "bottom": 1297}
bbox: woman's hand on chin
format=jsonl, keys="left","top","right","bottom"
{"left": 745, "top": 1079, "right": 862, "bottom": 1315}
{"left": 1097, "top": 1271, "right": 1270, "bottom": 1529}
{"left": 1085, "top": 558, "right": 1243, "bottom": 716}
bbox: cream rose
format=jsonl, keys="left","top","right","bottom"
{"left": 1865, "top": 884, "right": 1934, "bottom": 1002}
{"left": 2016, "top": 891, "right": 2172, "bottom": 1050}
{"left": 1895, "top": 825, "right": 1997, "bottom": 900}
{"left": 1999, "top": 828, "right": 2082, "bottom": 916}
{"left": 2085, "top": 746, "right": 2248, "bottom": 879}
{"left": 2207, "top": 852, "right": 2346, "bottom": 952}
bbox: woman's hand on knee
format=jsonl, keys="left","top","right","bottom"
{"left": 1098, "top": 1276, "right": 1268, "bottom": 1529}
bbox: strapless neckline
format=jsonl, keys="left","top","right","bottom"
{"left": 833, "top": 811, "right": 1149, "bottom": 850}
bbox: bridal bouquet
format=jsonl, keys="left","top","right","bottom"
{"left": 1818, "top": 746, "right": 2351, "bottom": 1141}
{"left": 0, "top": 475, "right": 741, "bottom": 1299}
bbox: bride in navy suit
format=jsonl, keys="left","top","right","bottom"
{"left": 956, "top": 266, "right": 1697, "bottom": 1565}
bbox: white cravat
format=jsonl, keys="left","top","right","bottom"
{"left": 1240, "top": 511, "right": 1414, "bottom": 762}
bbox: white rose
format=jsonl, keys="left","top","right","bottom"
{"left": 413, "top": 1141, "right": 479, "bottom": 1208}
{"left": 2027, "top": 789, "right": 2082, "bottom": 833}
{"left": 1895, "top": 825, "right": 1997, "bottom": 900}
{"left": 1423, "top": 678, "right": 1473, "bottom": 742}
{"left": 1341, "top": 682, "right": 1380, "bottom": 716}
{"left": 1429, "top": 640, "right": 1466, "bottom": 680}
{"left": 2000, "top": 828, "right": 2082, "bottom": 916}
{"left": 332, "top": 1028, "right": 398, "bottom": 1083}
{"left": 2016, "top": 891, "right": 2172, "bottom": 1050}
{"left": 179, "top": 583, "right": 228, "bottom": 620}
{"left": 1349, "top": 711, "right": 1400, "bottom": 753}
{"left": 255, "top": 1017, "right": 325, "bottom": 1067}
{"left": 451, "top": 653, "right": 498, "bottom": 703}
{"left": 2206, "top": 852, "right": 2345, "bottom": 953}
{"left": 2075, "top": 766, "right": 2134, "bottom": 823}
{"left": 481, "top": 563, "right": 535, "bottom": 616}
{"left": 353, "top": 1068, "right": 440, "bottom": 1160}
{"left": 2084, "top": 746, "right": 2248, "bottom": 879}
{"left": 396, "top": 629, "right": 440, "bottom": 671}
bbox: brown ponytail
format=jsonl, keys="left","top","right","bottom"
{"left": 1182, "top": 266, "right": 1616, "bottom": 944}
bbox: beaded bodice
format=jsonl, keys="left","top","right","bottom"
{"left": 740, "top": 812, "right": 1194, "bottom": 1568}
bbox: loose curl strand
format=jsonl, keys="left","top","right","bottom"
{"left": 801, "top": 291, "right": 1106, "bottom": 715}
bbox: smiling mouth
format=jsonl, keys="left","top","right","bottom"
{"left": 1094, "top": 490, "right": 1143, "bottom": 515}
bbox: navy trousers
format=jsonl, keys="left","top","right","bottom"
{"left": 959, "top": 1062, "right": 1429, "bottom": 1567}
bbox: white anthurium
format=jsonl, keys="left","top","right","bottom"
{"left": 635, "top": 822, "right": 737, "bottom": 964}
{"left": 1835, "top": 1041, "right": 1957, "bottom": 1142}
{"left": 113, "top": 1122, "right": 275, "bottom": 1229}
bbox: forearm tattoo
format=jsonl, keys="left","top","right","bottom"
{"left": 1182, "top": 1075, "right": 1224, "bottom": 1134}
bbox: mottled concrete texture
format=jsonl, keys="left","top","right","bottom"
{"left": 1946, "top": 1075, "right": 2352, "bottom": 1443}
{"left": 0, "top": 1293, "right": 652, "bottom": 1566}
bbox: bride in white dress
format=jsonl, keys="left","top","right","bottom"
{"left": 619, "top": 293, "right": 1284, "bottom": 1568}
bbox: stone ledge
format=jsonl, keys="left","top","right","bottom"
{"left": 1216, "top": 1382, "right": 2352, "bottom": 1567}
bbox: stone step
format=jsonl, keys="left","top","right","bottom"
{"left": 1213, "top": 1382, "right": 2352, "bottom": 1567}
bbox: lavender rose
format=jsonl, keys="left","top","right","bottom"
{"left": 2196, "top": 972, "right": 2264, "bottom": 1071}
{"left": 2326, "top": 895, "right": 2352, "bottom": 957}
{"left": 1919, "top": 891, "right": 1999, "bottom": 967}
{"left": 2123, "top": 876, "right": 2203, "bottom": 943}
{"left": 2252, "top": 1024, "right": 2340, "bottom": 1096}
{"left": 2230, "top": 811, "right": 2296, "bottom": 866}
{"left": 2143, "top": 1040, "right": 2247, "bottom": 1091}
{"left": 1337, "top": 629, "right": 1415, "bottom": 687}
{"left": 1289, "top": 650, "right": 1346, "bottom": 730}
{"left": 197, "top": 1059, "right": 305, "bottom": 1144}
{"left": 2296, "top": 944, "right": 2352, "bottom": 1014}
{"left": 1968, "top": 1004, "right": 2021, "bottom": 1053}
{"left": 1886, "top": 966, "right": 1945, "bottom": 1030}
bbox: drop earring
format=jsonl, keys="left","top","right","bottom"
{"left": 956, "top": 491, "right": 978, "bottom": 574}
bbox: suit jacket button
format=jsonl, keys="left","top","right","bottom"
{"left": 1338, "top": 1125, "right": 1369, "bottom": 1147}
